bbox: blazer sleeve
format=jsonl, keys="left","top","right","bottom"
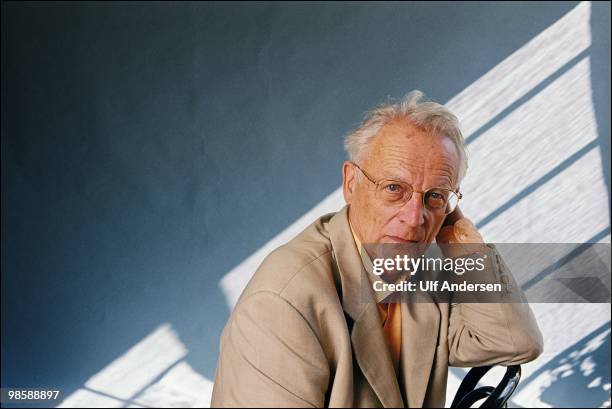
{"left": 211, "top": 291, "right": 330, "bottom": 408}
{"left": 447, "top": 244, "right": 544, "bottom": 367}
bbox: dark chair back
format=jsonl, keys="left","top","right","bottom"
{"left": 450, "top": 365, "right": 521, "bottom": 408}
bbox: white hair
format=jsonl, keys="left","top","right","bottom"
{"left": 344, "top": 90, "right": 468, "bottom": 183}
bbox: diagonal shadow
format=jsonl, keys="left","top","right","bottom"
{"left": 465, "top": 49, "right": 590, "bottom": 147}
{"left": 79, "top": 387, "right": 153, "bottom": 409}
{"left": 521, "top": 226, "right": 611, "bottom": 291}
{"left": 475, "top": 139, "right": 599, "bottom": 230}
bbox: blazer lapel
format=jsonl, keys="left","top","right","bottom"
{"left": 400, "top": 296, "right": 440, "bottom": 408}
{"left": 328, "top": 206, "right": 404, "bottom": 408}
{"left": 351, "top": 302, "right": 404, "bottom": 408}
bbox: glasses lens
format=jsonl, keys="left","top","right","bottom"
{"left": 425, "top": 189, "right": 459, "bottom": 214}
{"left": 377, "top": 180, "right": 412, "bottom": 205}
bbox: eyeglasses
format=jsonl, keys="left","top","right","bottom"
{"left": 350, "top": 161, "right": 462, "bottom": 215}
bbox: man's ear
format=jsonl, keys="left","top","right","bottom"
{"left": 342, "top": 161, "right": 357, "bottom": 204}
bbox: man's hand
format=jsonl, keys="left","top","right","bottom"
{"left": 442, "top": 205, "right": 464, "bottom": 228}
{"left": 436, "top": 205, "right": 484, "bottom": 247}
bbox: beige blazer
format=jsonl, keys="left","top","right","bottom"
{"left": 211, "top": 205, "right": 543, "bottom": 408}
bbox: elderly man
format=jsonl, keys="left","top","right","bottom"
{"left": 211, "top": 91, "right": 543, "bottom": 408}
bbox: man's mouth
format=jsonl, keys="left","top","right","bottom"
{"left": 385, "top": 235, "right": 421, "bottom": 243}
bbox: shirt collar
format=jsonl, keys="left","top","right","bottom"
{"left": 348, "top": 219, "right": 406, "bottom": 304}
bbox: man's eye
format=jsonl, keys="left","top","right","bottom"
{"left": 426, "top": 191, "right": 448, "bottom": 209}
{"left": 385, "top": 184, "right": 403, "bottom": 193}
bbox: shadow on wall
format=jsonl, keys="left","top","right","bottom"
{"left": 514, "top": 323, "right": 611, "bottom": 408}
{"left": 590, "top": 1, "right": 612, "bottom": 221}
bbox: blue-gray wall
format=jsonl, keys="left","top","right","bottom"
{"left": 2, "top": 2, "right": 610, "bottom": 407}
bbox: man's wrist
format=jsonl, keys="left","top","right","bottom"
{"left": 436, "top": 217, "right": 486, "bottom": 260}
{"left": 437, "top": 218, "right": 484, "bottom": 244}
{"left": 441, "top": 207, "right": 464, "bottom": 228}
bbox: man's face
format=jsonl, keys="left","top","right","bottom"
{"left": 343, "top": 119, "right": 460, "bottom": 245}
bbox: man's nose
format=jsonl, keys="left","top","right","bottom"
{"left": 397, "top": 192, "right": 425, "bottom": 227}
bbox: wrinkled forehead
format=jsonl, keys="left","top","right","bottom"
{"left": 364, "top": 120, "right": 461, "bottom": 186}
